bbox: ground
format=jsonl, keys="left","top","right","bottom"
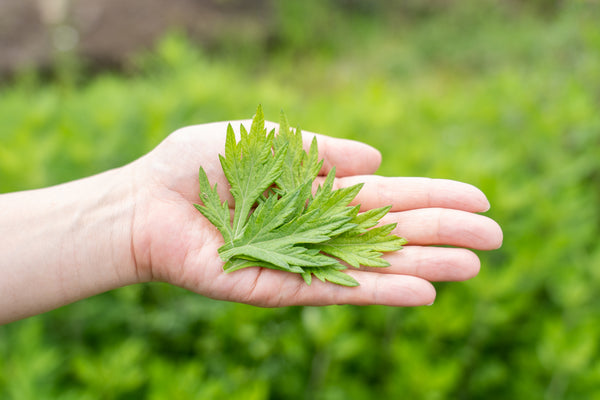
{"left": 0, "top": 0, "right": 268, "bottom": 76}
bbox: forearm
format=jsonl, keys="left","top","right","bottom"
{"left": 0, "top": 167, "right": 138, "bottom": 324}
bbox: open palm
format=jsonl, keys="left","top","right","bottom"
{"left": 129, "top": 121, "right": 502, "bottom": 307}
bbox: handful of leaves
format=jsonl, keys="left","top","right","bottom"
{"left": 194, "top": 106, "right": 406, "bottom": 286}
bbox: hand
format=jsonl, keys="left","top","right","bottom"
{"left": 129, "top": 121, "right": 503, "bottom": 307}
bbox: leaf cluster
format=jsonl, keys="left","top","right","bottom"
{"left": 195, "top": 106, "right": 406, "bottom": 286}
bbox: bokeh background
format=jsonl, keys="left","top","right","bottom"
{"left": 1, "top": 0, "right": 600, "bottom": 398}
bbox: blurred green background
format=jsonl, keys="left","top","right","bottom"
{"left": 1, "top": 0, "right": 600, "bottom": 398}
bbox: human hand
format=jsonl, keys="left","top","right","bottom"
{"left": 129, "top": 121, "right": 502, "bottom": 307}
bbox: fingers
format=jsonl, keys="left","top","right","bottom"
{"left": 304, "top": 132, "right": 382, "bottom": 177}
{"left": 274, "top": 247, "right": 480, "bottom": 306}
{"left": 364, "top": 246, "right": 481, "bottom": 282}
{"left": 214, "top": 245, "right": 484, "bottom": 307}
{"left": 249, "top": 269, "right": 437, "bottom": 307}
{"left": 317, "top": 175, "right": 491, "bottom": 213}
{"left": 381, "top": 208, "right": 502, "bottom": 249}
{"left": 294, "top": 272, "right": 436, "bottom": 306}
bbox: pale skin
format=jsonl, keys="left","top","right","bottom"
{"left": 0, "top": 120, "right": 503, "bottom": 324}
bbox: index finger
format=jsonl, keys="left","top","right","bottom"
{"left": 265, "top": 121, "right": 382, "bottom": 177}
{"left": 304, "top": 132, "right": 382, "bottom": 177}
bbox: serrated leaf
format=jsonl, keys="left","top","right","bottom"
{"left": 194, "top": 105, "right": 406, "bottom": 286}
{"left": 301, "top": 137, "right": 322, "bottom": 184}
{"left": 311, "top": 224, "right": 407, "bottom": 268}
{"left": 223, "top": 257, "right": 305, "bottom": 274}
{"left": 302, "top": 272, "right": 313, "bottom": 285}
{"left": 307, "top": 267, "right": 359, "bottom": 287}
{"left": 347, "top": 206, "right": 393, "bottom": 234}
{"left": 306, "top": 168, "right": 363, "bottom": 233}
{"left": 220, "top": 109, "right": 288, "bottom": 239}
{"left": 274, "top": 125, "right": 323, "bottom": 195}
{"left": 274, "top": 112, "right": 306, "bottom": 193}
{"left": 194, "top": 167, "right": 233, "bottom": 244}
{"left": 221, "top": 243, "right": 337, "bottom": 270}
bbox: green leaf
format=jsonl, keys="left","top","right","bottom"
{"left": 223, "top": 258, "right": 305, "bottom": 274}
{"left": 274, "top": 112, "right": 323, "bottom": 194}
{"left": 219, "top": 107, "right": 288, "bottom": 239}
{"left": 194, "top": 106, "right": 405, "bottom": 286}
{"left": 274, "top": 111, "right": 305, "bottom": 193}
{"left": 346, "top": 206, "right": 393, "bottom": 234}
{"left": 308, "top": 267, "right": 359, "bottom": 287}
{"left": 306, "top": 168, "right": 362, "bottom": 236}
{"left": 311, "top": 224, "right": 408, "bottom": 268}
{"left": 301, "top": 272, "right": 313, "bottom": 285}
{"left": 194, "top": 167, "right": 233, "bottom": 244}
{"left": 222, "top": 243, "right": 337, "bottom": 270}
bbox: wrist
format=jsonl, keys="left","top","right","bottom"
{"left": 0, "top": 166, "right": 138, "bottom": 323}
{"left": 72, "top": 166, "right": 140, "bottom": 288}
{"left": 44, "top": 166, "right": 140, "bottom": 296}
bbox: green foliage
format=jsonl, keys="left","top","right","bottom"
{"left": 2, "top": 1, "right": 600, "bottom": 399}
{"left": 196, "top": 106, "right": 404, "bottom": 285}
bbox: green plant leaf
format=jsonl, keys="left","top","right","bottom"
{"left": 310, "top": 224, "right": 408, "bottom": 268}
{"left": 194, "top": 105, "right": 405, "bottom": 286}
{"left": 194, "top": 168, "right": 233, "bottom": 244}
{"left": 307, "top": 267, "right": 359, "bottom": 287}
